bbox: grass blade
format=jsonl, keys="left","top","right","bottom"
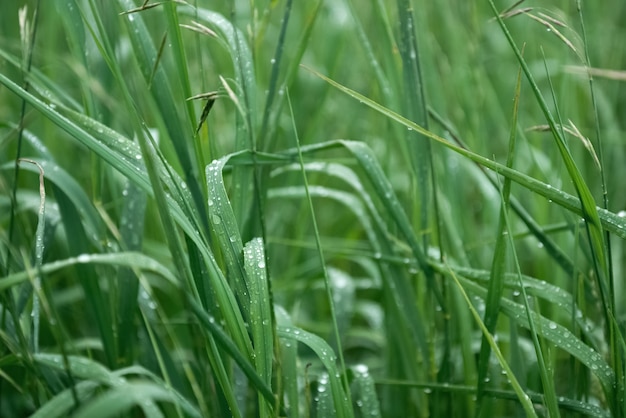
{"left": 278, "top": 326, "right": 352, "bottom": 418}
{"left": 243, "top": 237, "right": 274, "bottom": 416}
{"left": 476, "top": 62, "right": 523, "bottom": 413}
{"left": 302, "top": 68, "right": 626, "bottom": 240}
{"left": 446, "top": 267, "right": 538, "bottom": 418}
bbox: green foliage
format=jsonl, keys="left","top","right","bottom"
{"left": 1, "top": 1, "right": 625, "bottom": 417}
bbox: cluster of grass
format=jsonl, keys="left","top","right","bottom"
{"left": 1, "top": 0, "right": 625, "bottom": 417}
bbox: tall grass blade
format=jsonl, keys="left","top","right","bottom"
{"left": 286, "top": 90, "right": 352, "bottom": 409}
{"left": 476, "top": 63, "right": 523, "bottom": 414}
{"left": 243, "top": 237, "right": 274, "bottom": 416}
{"left": 395, "top": 0, "right": 433, "bottom": 249}
{"left": 115, "top": 180, "right": 147, "bottom": 366}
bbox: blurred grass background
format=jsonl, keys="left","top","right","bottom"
{"left": 1, "top": 0, "right": 625, "bottom": 417}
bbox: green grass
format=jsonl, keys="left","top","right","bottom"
{"left": 1, "top": 1, "right": 625, "bottom": 417}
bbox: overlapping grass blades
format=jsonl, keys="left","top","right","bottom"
{"left": 2, "top": 1, "right": 624, "bottom": 417}
{"left": 31, "top": 354, "right": 201, "bottom": 418}
{"left": 305, "top": 68, "right": 626, "bottom": 240}
{"left": 475, "top": 64, "right": 525, "bottom": 415}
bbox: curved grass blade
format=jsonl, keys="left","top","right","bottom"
{"left": 435, "top": 263, "right": 598, "bottom": 342}
{"left": 374, "top": 380, "right": 610, "bottom": 417}
{"left": 32, "top": 356, "right": 201, "bottom": 418}
{"left": 278, "top": 326, "right": 353, "bottom": 418}
{"left": 0, "top": 252, "right": 179, "bottom": 292}
{"left": 268, "top": 177, "right": 430, "bottom": 376}
{"left": 70, "top": 381, "right": 175, "bottom": 418}
{"left": 205, "top": 157, "right": 248, "bottom": 313}
{"left": 30, "top": 381, "right": 99, "bottom": 418}
{"left": 2, "top": 159, "right": 105, "bottom": 249}
{"left": 453, "top": 275, "right": 615, "bottom": 392}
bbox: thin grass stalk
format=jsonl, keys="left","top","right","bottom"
{"left": 475, "top": 63, "right": 523, "bottom": 416}
{"left": 3, "top": 4, "right": 42, "bottom": 374}
{"left": 501, "top": 193, "right": 561, "bottom": 418}
{"left": 345, "top": 0, "right": 395, "bottom": 108}
{"left": 6, "top": 1, "right": 40, "bottom": 276}
{"left": 286, "top": 90, "right": 353, "bottom": 413}
{"left": 446, "top": 266, "right": 538, "bottom": 418}
{"left": 575, "top": 0, "right": 613, "bottom": 297}
{"left": 493, "top": 65, "right": 560, "bottom": 415}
